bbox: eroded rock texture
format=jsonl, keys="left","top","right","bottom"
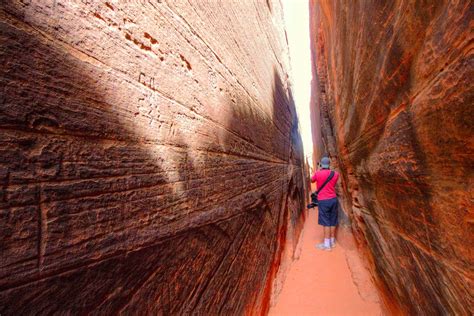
{"left": 310, "top": 1, "right": 473, "bottom": 315}
{"left": 0, "top": 1, "right": 306, "bottom": 314}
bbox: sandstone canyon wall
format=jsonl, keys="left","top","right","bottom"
{"left": 0, "top": 1, "right": 306, "bottom": 314}
{"left": 310, "top": 1, "right": 473, "bottom": 315}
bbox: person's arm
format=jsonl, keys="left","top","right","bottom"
{"left": 311, "top": 163, "right": 320, "bottom": 183}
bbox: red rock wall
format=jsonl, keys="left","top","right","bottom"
{"left": 0, "top": 1, "right": 306, "bottom": 314}
{"left": 309, "top": 1, "right": 473, "bottom": 315}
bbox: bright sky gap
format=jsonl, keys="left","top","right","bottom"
{"left": 282, "top": 0, "right": 313, "bottom": 162}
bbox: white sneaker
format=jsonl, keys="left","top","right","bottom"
{"left": 331, "top": 242, "right": 336, "bottom": 248}
{"left": 316, "top": 243, "right": 331, "bottom": 251}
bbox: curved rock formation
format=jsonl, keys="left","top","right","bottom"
{"left": 310, "top": 1, "right": 473, "bottom": 314}
{"left": 0, "top": 1, "right": 306, "bottom": 314}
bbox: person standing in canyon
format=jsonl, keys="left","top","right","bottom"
{"left": 311, "top": 157, "right": 340, "bottom": 251}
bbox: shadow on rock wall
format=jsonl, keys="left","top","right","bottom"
{"left": 0, "top": 4, "right": 305, "bottom": 315}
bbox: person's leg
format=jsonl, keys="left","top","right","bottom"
{"left": 317, "top": 225, "right": 331, "bottom": 250}
{"left": 321, "top": 226, "right": 329, "bottom": 243}
{"left": 316, "top": 201, "right": 332, "bottom": 250}
{"left": 324, "top": 226, "right": 331, "bottom": 248}
{"left": 330, "top": 226, "right": 336, "bottom": 247}
{"left": 324, "top": 226, "right": 330, "bottom": 240}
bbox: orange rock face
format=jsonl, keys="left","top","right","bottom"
{"left": 0, "top": 1, "right": 306, "bottom": 314}
{"left": 309, "top": 1, "right": 473, "bottom": 314}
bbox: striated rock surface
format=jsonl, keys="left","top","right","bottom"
{"left": 310, "top": 1, "right": 473, "bottom": 315}
{"left": 0, "top": 1, "right": 306, "bottom": 314}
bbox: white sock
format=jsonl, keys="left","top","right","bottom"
{"left": 330, "top": 237, "right": 335, "bottom": 245}
{"left": 324, "top": 238, "right": 331, "bottom": 248}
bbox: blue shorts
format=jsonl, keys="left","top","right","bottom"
{"left": 318, "top": 198, "right": 338, "bottom": 226}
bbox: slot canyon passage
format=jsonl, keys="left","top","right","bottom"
{"left": 0, "top": 0, "right": 472, "bottom": 315}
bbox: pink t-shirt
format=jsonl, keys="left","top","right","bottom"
{"left": 311, "top": 169, "right": 339, "bottom": 200}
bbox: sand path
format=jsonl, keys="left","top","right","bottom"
{"left": 269, "top": 209, "right": 383, "bottom": 316}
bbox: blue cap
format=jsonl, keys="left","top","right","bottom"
{"left": 320, "top": 157, "right": 330, "bottom": 168}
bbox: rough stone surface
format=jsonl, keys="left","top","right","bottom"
{"left": 0, "top": 1, "right": 306, "bottom": 314}
{"left": 309, "top": 1, "right": 473, "bottom": 315}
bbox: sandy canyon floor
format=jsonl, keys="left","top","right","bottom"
{"left": 269, "top": 208, "right": 382, "bottom": 316}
